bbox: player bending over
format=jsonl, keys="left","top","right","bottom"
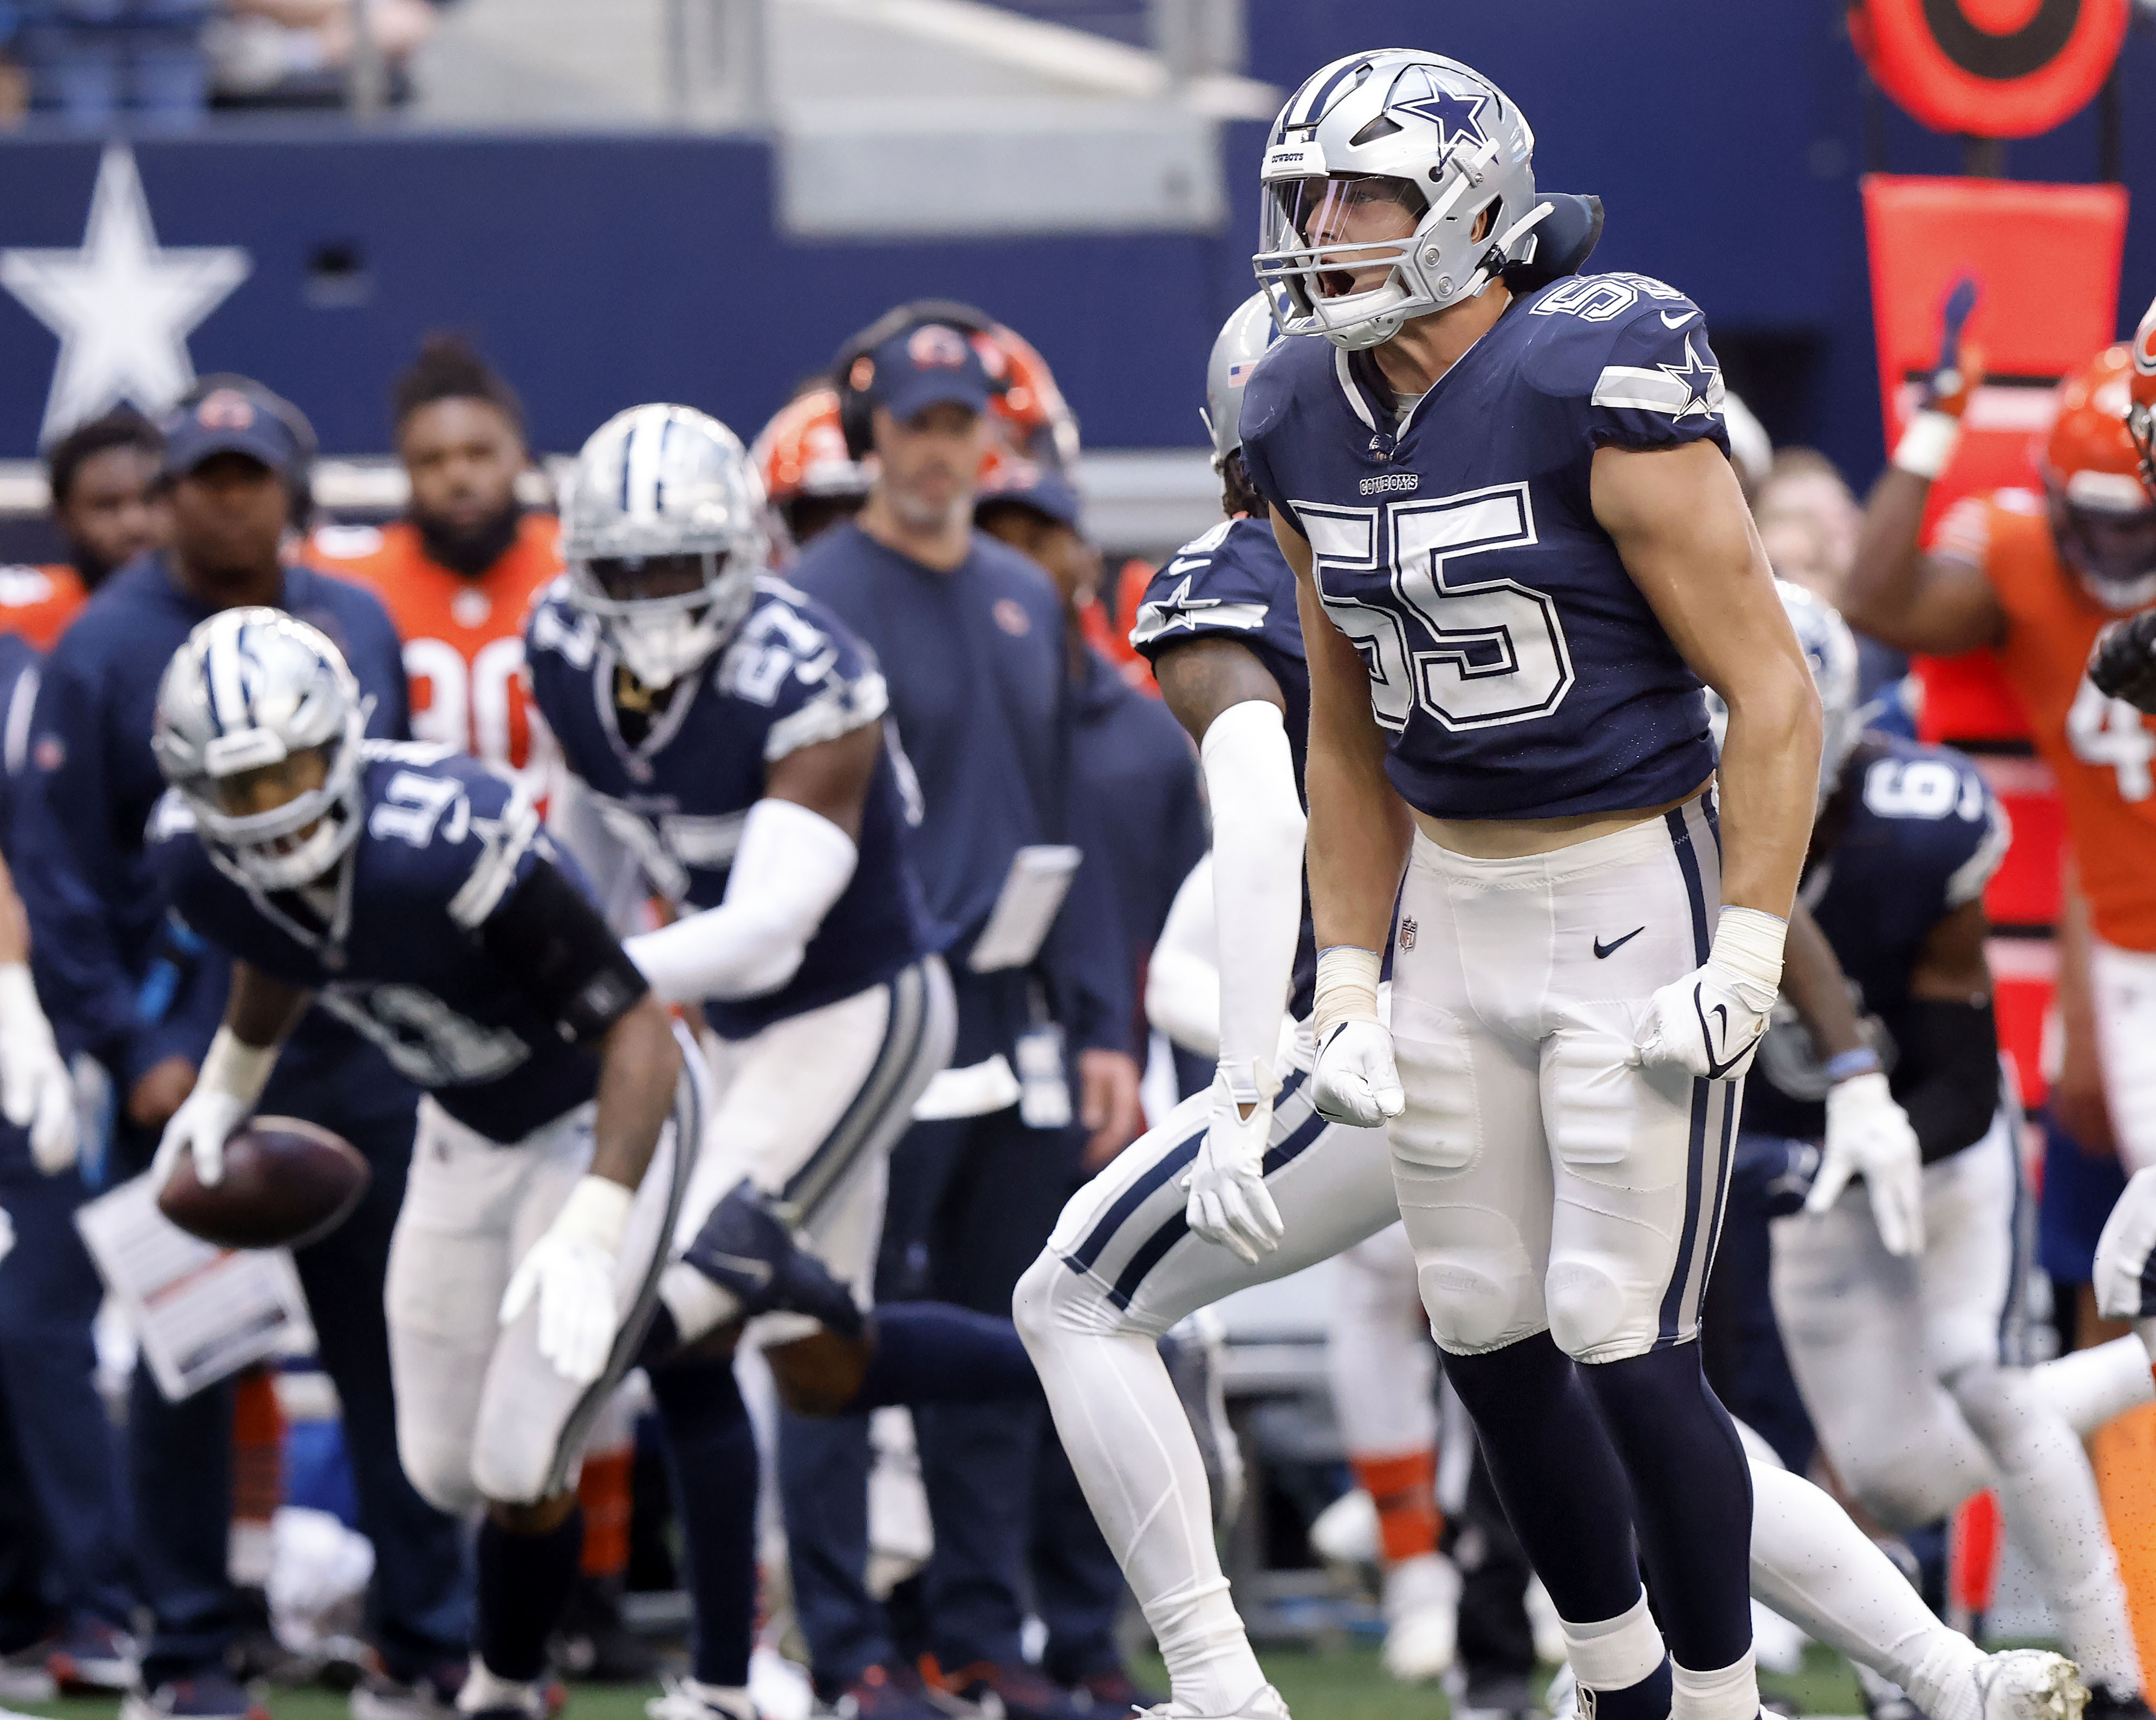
{"left": 146, "top": 611, "right": 836, "bottom": 1720}
{"left": 1015, "top": 286, "right": 2083, "bottom": 1720}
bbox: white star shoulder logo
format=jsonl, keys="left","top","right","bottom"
{"left": 1, "top": 145, "right": 251, "bottom": 443}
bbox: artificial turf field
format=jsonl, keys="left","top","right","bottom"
{"left": 5, "top": 1645, "right": 1867, "bottom": 1720}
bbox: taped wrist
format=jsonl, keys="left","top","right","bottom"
{"left": 1893, "top": 410, "right": 1961, "bottom": 480}
{"left": 199, "top": 1024, "right": 278, "bottom": 1106}
{"left": 550, "top": 1173, "right": 634, "bottom": 1256}
{"left": 1897, "top": 996, "right": 2000, "bottom": 1163}
{"left": 1709, "top": 906, "right": 1787, "bottom": 1005}
{"left": 1313, "top": 946, "right": 1382, "bottom": 1045}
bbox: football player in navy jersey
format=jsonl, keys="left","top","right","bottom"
{"left": 146, "top": 608, "right": 712, "bottom": 1720}
{"left": 1239, "top": 48, "right": 1827, "bottom": 1720}
{"left": 1017, "top": 295, "right": 2082, "bottom": 1720}
{"left": 1749, "top": 588, "right": 2147, "bottom": 1720}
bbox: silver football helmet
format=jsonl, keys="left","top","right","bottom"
{"left": 1705, "top": 579, "right": 1861, "bottom": 812}
{"left": 1200, "top": 293, "right": 1280, "bottom": 470}
{"left": 152, "top": 607, "right": 369, "bottom": 891}
{"left": 558, "top": 404, "right": 771, "bottom": 690}
{"left": 1255, "top": 49, "right": 1540, "bottom": 351}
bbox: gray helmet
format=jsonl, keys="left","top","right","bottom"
{"left": 1705, "top": 579, "right": 1860, "bottom": 812}
{"left": 1200, "top": 293, "right": 1279, "bottom": 470}
{"left": 152, "top": 607, "right": 369, "bottom": 891}
{"left": 1255, "top": 49, "right": 1539, "bottom": 351}
{"left": 558, "top": 404, "right": 771, "bottom": 690}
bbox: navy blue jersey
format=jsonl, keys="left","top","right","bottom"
{"left": 790, "top": 522, "right": 1131, "bottom": 1062}
{"left": 524, "top": 576, "right": 931, "bottom": 1041}
{"left": 19, "top": 553, "right": 410, "bottom": 1087}
{"left": 1239, "top": 273, "right": 1723, "bottom": 821}
{"left": 154, "top": 746, "right": 598, "bottom": 1144}
{"left": 1069, "top": 648, "right": 1207, "bottom": 1058}
{"left": 1130, "top": 515, "right": 1317, "bottom": 1019}
{"left": 0, "top": 634, "right": 39, "bottom": 866}
{"left": 1745, "top": 735, "right": 2009, "bottom": 1145}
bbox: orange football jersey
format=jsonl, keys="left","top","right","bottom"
{"left": 311, "top": 514, "right": 561, "bottom": 788}
{"left": 0, "top": 563, "right": 88, "bottom": 652}
{"left": 1934, "top": 488, "right": 2156, "bottom": 951}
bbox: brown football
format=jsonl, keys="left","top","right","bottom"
{"left": 156, "top": 1116, "right": 370, "bottom": 1251}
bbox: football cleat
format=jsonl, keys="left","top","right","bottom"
{"left": 1131, "top": 1686, "right": 1291, "bottom": 1720}
{"left": 1379, "top": 1552, "right": 1459, "bottom": 1683}
{"left": 1960, "top": 1651, "right": 2089, "bottom": 1720}
{"left": 680, "top": 1180, "right": 863, "bottom": 1339}
{"left": 647, "top": 1674, "right": 761, "bottom": 1720}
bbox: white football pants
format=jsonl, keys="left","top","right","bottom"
{"left": 1016, "top": 1035, "right": 1997, "bottom": 1717}
{"left": 384, "top": 1022, "right": 703, "bottom": 1513}
{"left": 1388, "top": 801, "right": 1737, "bottom": 1362}
{"left": 2092, "top": 940, "right": 2156, "bottom": 1174}
{"left": 1329, "top": 1224, "right": 1437, "bottom": 1461}
{"left": 659, "top": 955, "right": 956, "bottom": 1346}
{"left": 1773, "top": 1114, "right": 2142, "bottom": 1692}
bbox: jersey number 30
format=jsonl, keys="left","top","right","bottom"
{"left": 1297, "top": 484, "right": 1574, "bottom": 731}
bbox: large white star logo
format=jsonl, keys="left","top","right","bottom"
{"left": 1, "top": 145, "right": 250, "bottom": 444}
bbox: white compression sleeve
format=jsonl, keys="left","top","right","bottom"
{"left": 626, "top": 798, "right": 857, "bottom": 1004}
{"left": 1201, "top": 700, "right": 1306, "bottom": 1090}
{"left": 1146, "top": 856, "right": 1222, "bottom": 1059}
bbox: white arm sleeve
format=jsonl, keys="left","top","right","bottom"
{"left": 625, "top": 797, "right": 858, "bottom": 1004}
{"left": 1202, "top": 700, "right": 1307, "bottom": 1094}
{"left": 1146, "top": 855, "right": 1222, "bottom": 1058}
{"left": 547, "top": 770, "right": 651, "bottom": 936}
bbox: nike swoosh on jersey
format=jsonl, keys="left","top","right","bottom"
{"left": 1660, "top": 310, "right": 1696, "bottom": 329}
{"left": 1593, "top": 927, "right": 1645, "bottom": 959}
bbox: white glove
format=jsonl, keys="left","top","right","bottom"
{"left": 1310, "top": 946, "right": 1404, "bottom": 1127}
{"left": 1185, "top": 1059, "right": 1285, "bottom": 1265}
{"left": 1630, "top": 907, "right": 1786, "bottom": 1081}
{"left": 152, "top": 1026, "right": 278, "bottom": 1190}
{"left": 0, "top": 965, "right": 76, "bottom": 1175}
{"left": 1808, "top": 1071, "right": 1926, "bottom": 1256}
{"left": 501, "top": 1174, "right": 633, "bottom": 1385}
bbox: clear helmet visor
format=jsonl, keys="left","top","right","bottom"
{"left": 1258, "top": 175, "right": 1430, "bottom": 328}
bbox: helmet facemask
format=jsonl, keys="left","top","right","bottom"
{"left": 158, "top": 698, "right": 366, "bottom": 892}
{"left": 568, "top": 547, "right": 758, "bottom": 691}
{"left": 2047, "top": 474, "right": 2156, "bottom": 614}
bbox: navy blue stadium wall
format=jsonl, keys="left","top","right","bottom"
{"left": 0, "top": 0, "right": 2150, "bottom": 480}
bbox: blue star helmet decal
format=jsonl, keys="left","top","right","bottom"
{"left": 1391, "top": 69, "right": 1490, "bottom": 155}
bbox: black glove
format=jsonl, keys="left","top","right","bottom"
{"left": 2089, "top": 608, "right": 2156, "bottom": 715}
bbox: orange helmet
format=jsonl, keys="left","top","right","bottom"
{"left": 2041, "top": 343, "right": 2156, "bottom": 612}
{"left": 976, "top": 322, "right": 1080, "bottom": 473}
{"left": 754, "top": 388, "right": 870, "bottom": 507}
{"left": 2129, "top": 289, "right": 2156, "bottom": 497}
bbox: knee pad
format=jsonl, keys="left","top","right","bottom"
{"left": 1544, "top": 1256, "right": 1634, "bottom": 1359}
{"left": 1417, "top": 1250, "right": 1539, "bottom": 1354}
{"left": 398, "top": 1430, "right": 483, "bottom": 1517}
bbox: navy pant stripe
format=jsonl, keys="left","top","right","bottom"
{"left": 780, "top": 962, "right": 927, "bottom": 1223}
{"left": 1104, "top": 1099, "right": 1333, "bottom": 1311}
{"left": 1658, "top": 801, "right": 1720, "bottom": 1346}
{"left": 1665, "top": 804, "right": 1712, "bottom": 964}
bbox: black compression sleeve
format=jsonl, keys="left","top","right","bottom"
{"left": 1893, "top": 997, "right": 2001, "bottom": 1165}
{"left": 479, "top": 858, "right": 650, "bottom": 1046}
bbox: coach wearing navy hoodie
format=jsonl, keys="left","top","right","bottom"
{"left": 781, "top": 313, "right": 1139, "bottom": 1720}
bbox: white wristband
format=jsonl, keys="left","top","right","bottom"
{"left": 1710, "top": 906, "right": 1788, "bottom": 996}
{"left": 199, "top": 1025, "right": 280, "bottom": 1107}
{"left": 0, "top": 964, "right": 51, "bottom": 1039}
{"left": 1312, "top": 946, "right": 1382, "bottom": 1044}
{"left": 1892, "top": 410, "right": 1961, "bottom": 481}
{"left": 551, "top": 1174, "right": 634, "bottom": 1255}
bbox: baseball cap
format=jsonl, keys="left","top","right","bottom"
{"left": 848, "top": 321, "right": 1000, "bottom": 425}
{"left": 160, "top": 378, "right": 311, "bottom": 481}
{"left": 975, "top": 458, "right": 1083, "bottom": 531}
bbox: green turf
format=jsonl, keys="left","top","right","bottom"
{"left": 3, "top": 1644, "right": 1866, "bottom": 1720}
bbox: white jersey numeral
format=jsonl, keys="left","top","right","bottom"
{"left": 370, "top": 770, "right": 470, "bottom": 848}
{"left": 1862, "top": 756, "right": 1965, "bottom": 820}
{"left": 321, "top": 983, "right": 528, "bottom": 1086}
{"left": 403, "top": 635, "right": 528, "bottom": 770}
{"left": 1298, "top": 484, "right": 1573, "bottom": 731}
{"left": 2067, "top": 676, "right": 2156, "bottom": 803}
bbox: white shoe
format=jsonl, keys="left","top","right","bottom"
{"left": 1134, "top": 1686, "right": 1291, "bottom": 1720}
{"left": 649, "top": 1676, "right": 761, "bottom": 1720}
{"left": 1307, "top": 1490, "right": 1378, "bottom": 1567}
{"left": 1523, "top": 1576, "right": 1565, "bottom": 1667}
{"left": 1971, "top": 1652, "right": 2089, "bottom": 1720}
{"left": 1380, "top": 1553, "right": 1460, "bottom": 1682}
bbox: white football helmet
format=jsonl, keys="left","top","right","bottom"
{"left": 152, "top": 607, "right": 369, "bottom": 891}
{"left": 1255, "top": 49, "right": 1541, "bottom": 351}
{"left": 558, "top": 404, "right": 771, "bottom": 690}
{"left": 1705, "top": 579, "right": 1861, "bottom": 812}
{"left": 1200, "top": 292, "right": 1280, "bottom": 470}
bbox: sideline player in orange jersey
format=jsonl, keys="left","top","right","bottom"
{"left": 1845, "top": 317, "right": 2156, "bottom": 1175}
{"left": 311, "top": 336, "right": 559, "bottom": 793}
{"left": 0, "top": 407, "right": 167, "bottom": 650}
